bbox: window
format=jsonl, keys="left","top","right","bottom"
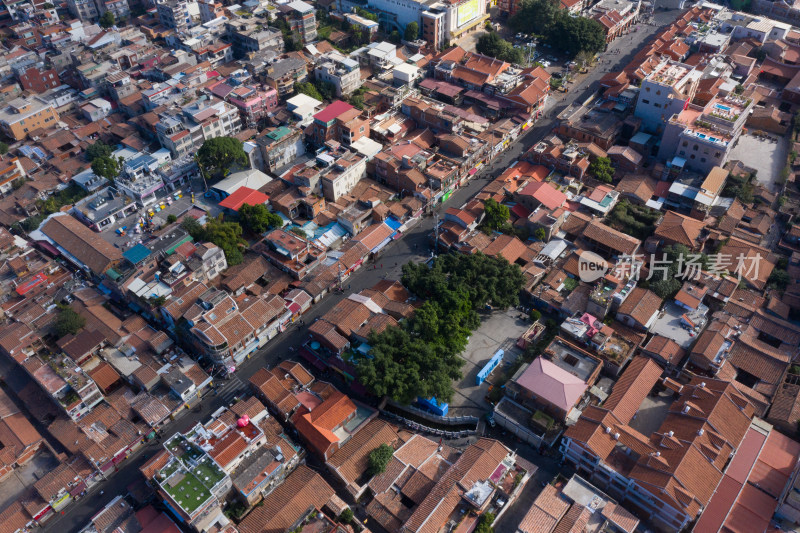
{"left": 642, "top": 99, "right": 650, "bottom": 104}
{"left": 693, "top": 145, "right": 699, "bottom": 151}
{"left": 654, "top": 103, "right": 661, "bottom": 108}
{"left": 690, "top": 154, "right": 696, "bottom": 159}
{"left": 700, "top": 157, "right": 706, "bottom": 162}
{"left": 715, "top": 152, "right": 721, "bottom": 157}
{"left": 656, "top": 90, "right": 661, "bottom": 95}
{"left": 682, "top": 141, "right": 688, "bottom": 147}
{"left": 679, "top": 150, "right": 685, "bottom": 156}
{"left": 646, "top": 87, "right": 650, "bottom": 92}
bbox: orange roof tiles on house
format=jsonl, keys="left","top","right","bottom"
{"left": 209, "top": 429, "right": 248, "bottom": 470}
{"left": 237, "top": 465, "right": 335, "bottom": 533}
{"left": 603, "top": 356, "right": 663, "bottom": 424}
{"left": 88, "top": 362, "right": 121, "bottom": 393}
{"left": 617, "top": 288, "right": 662, "bottom": 329}
{"left": 519, "top": 181, "right": 567, "bottom": 210}
{"left": 654, "top": 211, "right": 705, "bottom": 249}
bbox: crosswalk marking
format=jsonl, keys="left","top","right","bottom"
{"left": 214, "top": 375, "right": 248, "bottom": 405}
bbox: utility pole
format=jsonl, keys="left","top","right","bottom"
{"left": 434, "top": 211, "right": 440, "bottom": 256}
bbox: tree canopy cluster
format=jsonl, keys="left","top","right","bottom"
{"left": 86, "top": 140, "right": 113, "bottom": 162}
{"left": 368, "top": 444, "right": 394, "bottom": 476}
{"left": 645, "top": 244, "right": 709, "bottom": 300}
{"left": 588, "top": 156, "right": 614, "bottom": 184}
{"left": 238, "top": 203, "right": 283, "bottom": 235}
{"left": 195, "top": 137, "right": 248, "bottom": 182}
{"left": 357, "top": 254, "right": 525, "bottom": 404}
{"left": 182, "top": 215, "right": 245, "bottom": 265}
{"left": 481, "top": 198, "right": 511, "bottom": 233}
{"left": 55, "top": 304, "right": 86, "bottom": 338}
{"left": 607, "top": 199, "right": 662, "bottom": 240}
{"left": 92, "top": 155, "right": 123, "bottom": 182}
{"left": 476, "top": 32, "right": 525, "bottom": 65}
{"left": 510, "top": 0, "right": 607, "bottom": 56}
{"left": 405, "top": 21, "right": 419, "bottom": 41}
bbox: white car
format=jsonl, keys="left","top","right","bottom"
{"left": 541, "top": 60, "right": 551, "bottom": 67}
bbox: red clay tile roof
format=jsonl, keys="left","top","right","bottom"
{"left": 603, "top": 356, "right": 663, "bottom": 424}
{"left": 654, "top": 211, "right": 705, "bottom": 248}
{"left": 237, "top": 465, "right": 335, "bottom": 533}
{"left": 88, "top": 362, "right": 121, "bottom": 392}
{"left": 519, "top": 181, "right": 567, "bottom": 210}
{"left": 617, "top": 288, "right": 662, "bottom": 328}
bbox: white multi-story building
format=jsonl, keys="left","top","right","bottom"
{"left": 321, "top": 150, "right": 367, "bottom": 202}
{"left": 156, "top": 98, "right": 242, "bottom": 157}
{"left": 66, "top": 0, "right": 98, "bottom": 21}
{"left": 314, "top": 52, "right": 362, "bottom": 97}
{"left": 658, "top": 93, "right": 753, "bottom": 174}
{"left": 157, "top": 0, "right": 199, "bottom": 33}
{"left": 633, "top": 60, "right": 699, "bottom": 133}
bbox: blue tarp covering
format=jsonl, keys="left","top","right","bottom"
{"left": 123, "top": 244, "right": 151, "bottom": 265}
{"left": 476, "top": 349, "right": 504, "bottom": 385}
{"left": 416, "top": 397, "right": 449, "bottom": 416}
{"left": 384, "top": 217, "right": 402, "bottom": 231}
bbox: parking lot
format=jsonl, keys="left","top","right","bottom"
{"left": 729, "top": 133, "right": 789, "bottom": 193}
{"left": 449, "top": 308, "right": 532, "bottom": 416}
{"left": 99, "top": 177, "right": 224, "bottom": 249}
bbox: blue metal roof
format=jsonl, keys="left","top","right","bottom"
{"left": 123, "top": 244, "right": 152, "bottom": 265}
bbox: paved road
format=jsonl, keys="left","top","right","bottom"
{"left": 41, "top": 12, "right": 680, "bottom": 532}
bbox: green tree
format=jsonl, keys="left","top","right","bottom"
{"left": 195, "top": 137, "right": 248, "bottom": 182}
{"left": 511, "top": 0, "right": 605, "bottom": 56}
{"left": 204, "top": 216, "right": 245, "bottom": 265}
{"left": 768, "top": 269, "right": 791, "bottom": 292}
{"left": 0, "top": 142, "right": 8, "bottom": 155}
{"left": 389, "top": 30, "right": 401, "bottom": 44}
{"left": 181, "top": 216, "right": 204, "bottom": 238}
{"left": 182, "top": 215, "right": 245, "bottom": 265}
{"left": 313, "top": 79, "right": 337, "bottom": 101}
{"left": 510, "top": 0, "right": 560, "bottom": 35}
{"left": 355, "top": 7, "right": 378, "bottom": 21}
{"left": 475, "top": 512, "right": 496, "bottom": 533}
{"left": 295, "top": 81, "right": 323, "bottom": 101}
{"left": 405, "top": 21, "right": 419, "bottom": 41}
{"left": 482, "top": 198, "right": 510, "bottom": 232}
{"left": 86, "top": 140, "right": 112, "bottom": 161}
{"left": 476, "top": 32, "right": 524, "bottom": 64}
{"left": 350, "top": 93, "right": 365, "bottom": 110}
{"left": 42, "top": 1, "right": 54, "bottom": 7}
{"left": 338, "top": 509, "right": 353, "bottom": 524}
{"left": 166, "top": 214, "right": 178, "bottom": 224}
{"left": 529, "top": 309, "right": 542, "bottom": 322}
{"left": 359, "top": 253, "right": 524, "bottom": 404}
{"left": 552, "top": 16, "right": 606, "bottom": 56}
{"left": 650, "top": 277, "right": 681, "bottom": 300}
{"left": 589, "top": 156, "right": 614, "bottom": 183}
{"left": 534, "top": 227, "right": 546, "bottom": 241}
{"left": 99, "top": 10, "right": 115, "bottom": 28}
{"left": 239, "top": 203, "right": 283, "bottom": 234}
{"left": 91, "top": 155, "right": 121, "bottom": 182}
{"left": 368, "top": 444, "right": 394, "bottom": 476}
{"left": 55, "top": 305, "right": 86, "bottom": 337}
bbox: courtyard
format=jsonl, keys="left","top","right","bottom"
{"left": 729, "top": 133, "right": 789, "bottom": 193}
{"left": 449, "top": 308, "right": 533, "bottom": 416}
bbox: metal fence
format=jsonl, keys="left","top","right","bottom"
{"left": 382, "top": 410, "right": 478, "bottom": 439}
{"left": 389, "top": 401, "right": 480, "bottom": 426}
